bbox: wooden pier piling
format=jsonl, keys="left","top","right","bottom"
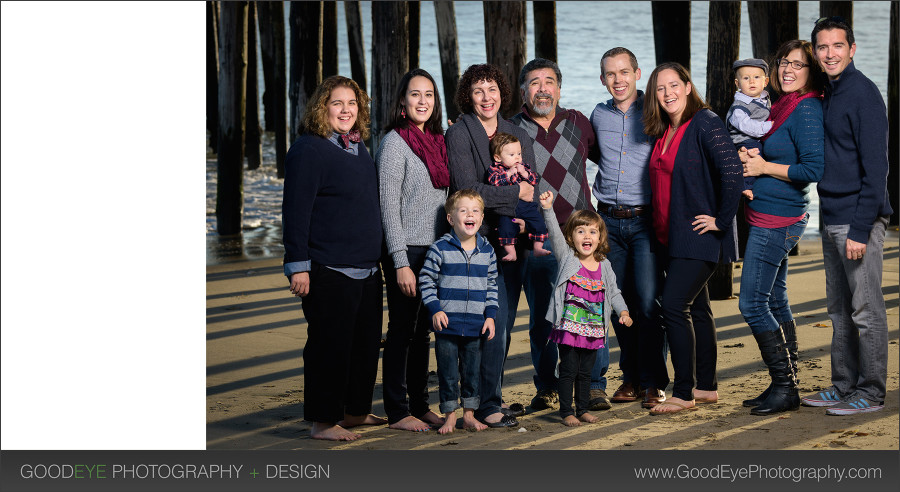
{"left": 409, "top": 1, "right": 421, "bottom": 69}
{"left": 288, "top": 1, "right": 322, "bottom": 143}
{"left": 819, "top": 1, "right": 853, "bottom": 25}
{"left": 344, "top": 1, "right": 367, "bottom": 92}
{"left": 245, "top": 2, "right": 261, "bottom": 170}
{"left": 207, "top": 1, "right": 219, "bottom": 153}
{"left": 323, "top": 1, "right": 338, "bottom": 78}
{"left": 216, "top": 1, "right": 248, "bottom": 236}
{"left": 257, "top": 1, "right": 287, "bottom": 178}
{"left": 651, "top": 1, "right": 691, "bottom": 70}
{"left": 747, "top": 1, "right": 797, "bottom": 62}
{"left": 533, "top": 1, "right": 557, "bottom": 62}
{"left": 483, "top": 1, "right": 526, "bottom": 118}
{"left": 372, "top": 1, "right": 410, "bottom": 148}
{"left": 434, "top": 1, "right": 460, "bottom": 123}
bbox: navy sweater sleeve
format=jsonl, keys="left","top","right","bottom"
{"left": 849, "top": 82, "right": 891, "bottom": 242}
{"left": 282, "top": 140, "right": 322, "bottom": 264}
{"left": 698, "top": 112, "right": 743, "bottom": 232}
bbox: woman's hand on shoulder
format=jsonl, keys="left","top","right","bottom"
{"left": 396, "top": 266, "right": 417, "bottom": 297}
{"left": 289, "top": 272, "right": 310, "bottom": 297}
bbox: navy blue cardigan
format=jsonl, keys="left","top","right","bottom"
{"left": 282, "top": 134, "right": 383, "bottom": 269}
{"left": 665, "top": 109, "right": 743, "bottom": 263}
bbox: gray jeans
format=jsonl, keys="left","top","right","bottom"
{"left": 821, "top": 217, "right": 889, "bottom": 403}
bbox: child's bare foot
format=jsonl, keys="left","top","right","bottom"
{"left": 462, "top": 411, "right": 488, "bottom": 431}
{"left": 310, "top": 422, "right": 360, "bottom": 441}
{"left": 532, "top": 241, "right": 551, "bottom": 257}
{"left": 389, "top": 415, "right": 431, "bottom": 432}
{"left": 579, "top": 412, "right": 599, "bottom": 423}
{"left": 501, "top": 244, "right": 517, "bottom": 262}
{"left": 338, "top": 414, "right": 388, "bottom": 428}
{"left": 438, "top": 412, "right": 457, "bottom": 435}
{"left": 562, "top": 415, "right": 581, "bottom": 427}
{"left": 418, "top": 410, "right": 445, "bottom": 426}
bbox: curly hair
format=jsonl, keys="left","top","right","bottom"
{"left": 300, "top": 75, "right": 371, "bottom": 140}
{"left": 768, "top": 39, "right": 825, "bottom": 97}
{"left": 563, "top": 210, "right": 609, "bottom": 261}
{"left": 642, "top": 62, "right": 709, "bottom": 139}
{"left": 454, "top": 63, "right": 512, "bottom": 116}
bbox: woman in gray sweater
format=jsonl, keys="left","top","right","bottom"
{"left": 377, "top": 69, "right": 450, "bottom": 432}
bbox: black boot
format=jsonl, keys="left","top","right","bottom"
{"left": 742, "top": 321, "right": 798, "bottom": 407}
{"left": 750, "top": 329, "right": 799, "bottom": 415}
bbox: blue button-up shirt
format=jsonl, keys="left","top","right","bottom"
{"left": 590, "top": 91, "right": 654, "bottom": 207}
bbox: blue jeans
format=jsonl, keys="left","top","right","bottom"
{"left": 738, "top": 217, "right": 808, "bottom": 335}
{"left": 592, "top": 213, "right": 669, "bottom": 391}
{"left": 434, "top": 333, "right": 482, "bottom": 413}
{"left": 477, "top": 248, "right": 519, "bottom": 420}
{"left": 821, "top": 217, "right": 889, "bottom": 403}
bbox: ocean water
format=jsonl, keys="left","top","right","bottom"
{"left": 207, "top": 1, "right": 893, "bottom": 262}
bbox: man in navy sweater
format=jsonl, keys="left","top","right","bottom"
{"left": 801, "top": 17, "right": 892, "bottom": 415}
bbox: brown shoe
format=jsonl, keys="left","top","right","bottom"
{"left": 610, "top": 382, "right": 640, "bottom": 402}
{"left": 641, "top": 388, "right": 667, "bottom": 409}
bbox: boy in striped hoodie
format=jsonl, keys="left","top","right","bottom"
{"left": 419, "top": 190, "right": 498, "bottom": 434}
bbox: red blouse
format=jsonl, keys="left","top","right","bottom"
{"left": 649, "top": 119, "right": 692, "bottom": 246}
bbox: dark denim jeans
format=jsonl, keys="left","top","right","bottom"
{"left": 477, "top": 247, "right": 518, "bottom": 420}
{"left": 592, "top": 212, "right": 669, "bottom": 391}
{"left": 434, "top": 333, "right": 482, "bottom": 413}
{"left": 738, "top": 216, "right": 808, "bottom": 335}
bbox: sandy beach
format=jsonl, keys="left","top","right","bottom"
{"left": 207, "top": 235, "right": 899, "bottom": 451}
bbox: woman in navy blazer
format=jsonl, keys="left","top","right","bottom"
{"left": 641, "top": 63, "right": 742, "bottom": 415}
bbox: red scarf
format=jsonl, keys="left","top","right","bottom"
{"left": 761, "top": 90, "right": 823, "bottom": 141}
{"left": 394, "top": 124, "right": 450, "bottom": 189}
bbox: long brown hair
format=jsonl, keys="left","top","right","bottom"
{"left": 563, "top": 210, "right": 609, "bottom": 261}
{"left": 300, "top": 75, "right": 371, "bottom": 140}
{"left": 642, "top": 62, "right": 709, "bottom": 139}
{"left": 769, "top": 40, "right": 825, "bottom": 97}
{"left": 385, "top": 68, "right": 444, "bottom": 135}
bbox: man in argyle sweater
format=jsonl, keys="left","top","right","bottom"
{"left": 510, "top": 58, "right": 601, "bottom": 411}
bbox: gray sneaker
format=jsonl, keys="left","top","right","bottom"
{"left": 801, "top": 389, "right": 842, "bottom": 407}
{"left": 589, "top": 389, "right": 611, "bottom": 410}
{"left": 825, "top": 396, "right": 884, "bottom": 415}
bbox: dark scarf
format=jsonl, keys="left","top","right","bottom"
{"left": 762, "top": 90, "right": 823, "bottom": 141}
{"left": 394, "top": 123, "right": 450, "bottom": 189}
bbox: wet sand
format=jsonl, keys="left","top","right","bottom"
{"left": 207, "top": 236, "right": 899, "bottom": 450}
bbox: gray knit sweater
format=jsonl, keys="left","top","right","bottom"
{"left": 376, "top": 130, "right": 449, "bottom": 269}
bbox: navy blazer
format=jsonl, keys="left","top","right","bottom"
{"left": 666, "top": 109, "right": 742, "bottom": 263}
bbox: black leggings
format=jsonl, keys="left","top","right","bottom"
{"left": 660, "top": 257, "right": 718, "bottom": 401}
{"left": 558, "top": 344, "right": 597, "bottom": 418}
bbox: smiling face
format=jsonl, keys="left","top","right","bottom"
{"left": 815, "top": 28, "right": 856, "bottom": 80}
{"left": 493, "top": 141, "right": 522, "bottom": 170}
{"left": 522, "top": 68, "right": 560, "bottom": 117}
{"left": 326, "top": 86, "right": 358, "bottom": 134}
{"left": 570, "top": 222, "right": 601, "bottom": 260}
{"left": 777, "top": 49, "right": 810, "bottom": 94}
{"left": 602, "top": 53, "right": 641, "bottom": 108}
{"left": 403, "top": 75, "right": 435, "bottom": 131}
{"left": 655, "top": 68, "right": 692, "bottom": 125}
{"left": 734, "top": 66, "right": 768, "bottom": 98}
{"left": 470, "top": 79, "right": 501, "bottom": 122}
{"left": 447, "top": 196, "right": 484, "bottom": 241}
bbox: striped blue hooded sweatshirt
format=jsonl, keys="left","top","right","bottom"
{"left": 419, "top": 230, "right": 498, "bottom": 337}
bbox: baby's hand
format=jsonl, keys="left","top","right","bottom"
{"left": 432, "top": 311, "right": 448, "bottom": 331}
{"left": 742, "top": 189, "right": 754, "bottom": 201}
{"left": 539, "top": 191, "right": 554, "bottom": 210}
{"left": 619, "top": 311, "right": 633, "bottom": 327}
{"left": 516, "top": 164, "right": 529, "bottom": 177}
{"left": 482, "top": 318, "right": 495, "bottom": 340}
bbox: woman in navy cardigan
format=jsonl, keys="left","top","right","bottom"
{"left": 642, "top": 63, "right": 742, "bottom": 415}
{"left": 282, "top": 76, "right": 386, "bottom": 441}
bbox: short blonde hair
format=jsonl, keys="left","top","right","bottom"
{"left": 301, "top": 75, "right": 371, "bottom": 140}
{"left": 563, "top": 210, "right": 609, "bottom": 261}
{"left": 445, "top": 189, "right": 485, "bottom": 214}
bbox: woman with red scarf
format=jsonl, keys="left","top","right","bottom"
{"left": 738, "top": 40, "right": 825, "bottom": 415}
{"left": 377, "top": 69, "right": 451, "bottom": 431}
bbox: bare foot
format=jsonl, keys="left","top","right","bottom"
{"left": 418, "top": 410, "right": 445, "bottom": 426}
{"left": 694, "top": 389, "right": 718, "bottom": 403}
{"left": 579, "top": 412, "right": 599, "bottom": 423}
{"left": 562, "top": 415, "right": 581, "bottom": 427}
{"left": 310, "top": 422, "right": 360, "bottom": 441}
{"left": 338, "top": 414, "right": 388, "bottom": 428}
{"left": 649, "top": 397, "right": 696, "bottom": 415}
{"left": 501, "top": 245, "right": 517, "bottom": 262}
{"left": 389, "top": 415, "right": 431, "bottom": 432}
{"left": 438, "top": 413, "right": 457, "bottom": 435}
{"left": 532, "top": 242, "right": 551, "bottom": 257}
{"left": 462, "top": 413, "right": 488, "bottom": 431}
{"left": 480, "top": 412, "right": 504, "bottom": 425}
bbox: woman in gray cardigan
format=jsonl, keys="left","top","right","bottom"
{"left": 377, "top": 69, "right": 449, "bottom": 432}
{"left": 445, "top": 63, "right": 537, "bottom": 428}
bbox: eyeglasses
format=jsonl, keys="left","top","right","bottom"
{"left": 815, "top": 15, "right": 848, "bottom": 25}
{"left": 778, "top": 59, "right": 809, "bottom": 70}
